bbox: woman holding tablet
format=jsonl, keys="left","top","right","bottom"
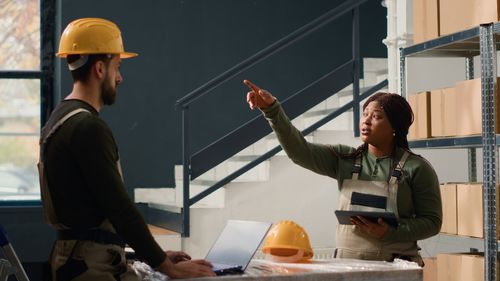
{"left": 243, "top": 80, "right": 442, "bottom": 266}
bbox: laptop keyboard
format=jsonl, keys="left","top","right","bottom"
{"left": 211, "top": 263, "right": 243, "bottom": 275}
{"left": 212, "top": 263, "right": 240, "bottom": 271}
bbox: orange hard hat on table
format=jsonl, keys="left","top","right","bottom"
{"left": 262, "top": 220, "right": 313, "bottom": 263}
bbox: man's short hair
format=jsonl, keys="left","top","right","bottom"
{"left": 66, "top": 54, "right": 113, "bottom": 82}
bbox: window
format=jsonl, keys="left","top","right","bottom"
{"left": 0, "top": 0, "right": 45, "bottom": 201}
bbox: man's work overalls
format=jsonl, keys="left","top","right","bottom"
{"left": 38, "top": 108, "right": 140, "bottom": 281}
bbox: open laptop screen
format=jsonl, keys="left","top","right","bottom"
{"left": 205, "top": 220, "right": 272, "bottom": 273}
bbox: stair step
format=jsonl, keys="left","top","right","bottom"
{"left": 176, "top": 158, "right": 270, "bottom": 183}
{"left": 303, "top": 107, "right": 353, "bottom": 118}
{"left": 312, "top": 129, "right": 360, "bottom": 145}
{"left": 304, "top": 110, "right": 354, "bottom": 131}
{"left": 135, "top": 187, "right": 175, "bottom": 205}
{"left": 135, "top": 186, "right": 224, "bottom": 209}
{"left": 148, "top": 202, "right": 182, "bottom": 213}
{"left": 175, "top": 181, "right": 225, "bottom": 208}
{"left": 363, "top": 57, "right": 388, "bottom": 72}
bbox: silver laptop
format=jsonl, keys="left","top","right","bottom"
{"left": 205, "top": 220, "right": 272, "bottom": 275}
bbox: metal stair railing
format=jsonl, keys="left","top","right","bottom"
{"left": 190, "top": 60, "right": 354, "bottom": 179}
{"left": 169, "top": 0, "right": 371, "bottom": 237}
{"left": 190, "top": 79, "right": 388, "bottom": 206}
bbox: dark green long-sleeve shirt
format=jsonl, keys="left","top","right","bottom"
{"left": 41, "top": 99, "right": 165, "bottom": 267}
{"left": 261, "top": 101, "right": 442, "bottom": 242}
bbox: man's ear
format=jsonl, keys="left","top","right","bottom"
{"left": 94, "top": 60, "right": 106, "bottom": 79}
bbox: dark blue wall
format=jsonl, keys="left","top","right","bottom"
{"left": 60, "top": 0, "right": 387, "bottom": 190}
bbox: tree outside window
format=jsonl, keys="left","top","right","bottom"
{"left": 0, "top": 0, "right": 41, "bottom": 200}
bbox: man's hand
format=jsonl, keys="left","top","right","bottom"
{"left": 350, "top": 216, "right": 389, "bottom": 239}
{"left": 244, "top": 80, "right": 275, "bottom": 110}
{"left": 157, "top": 256, "right": 215, "bottom": 279}
{"left": 166, "top": 251, "right": 191, "bottom": 263}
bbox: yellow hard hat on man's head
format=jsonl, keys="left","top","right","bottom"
{"left": 262, "top": 220, "right": 313, "bottom": 262}
{"left": 56, "top": 18, "right": 137, "bottom": 58}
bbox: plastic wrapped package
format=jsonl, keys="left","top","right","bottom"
{"left": 132, "top": 261, "right": 169, "bottom": 281}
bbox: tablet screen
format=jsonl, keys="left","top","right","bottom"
{"left": 335, "top": 210, "right": 398, "bottom": 227}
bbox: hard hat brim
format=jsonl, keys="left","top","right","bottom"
{"left": 56, "top": 52, "right": 138, "bottom": 58}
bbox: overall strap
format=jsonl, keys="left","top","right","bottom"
{"left": 39, "top": 108, "right": 91, "bottom": 161}
{"left": 38, "top": 108, "right": 91, "bottom": 229}
{"left": 351, "top": 154, "right": 363, "bottom": 180}
{"left": 388, "top": 151, "right": 410, "bottom": 185}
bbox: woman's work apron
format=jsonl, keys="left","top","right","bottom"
{"left": 335, "top": 151, "right": 423, "bottom": 266}
{"left": 38, "top": 108, "right": 140, "bottom": 281}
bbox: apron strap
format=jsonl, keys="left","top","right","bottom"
{"left": 388, "top": 151, "right": 410, "bottom": 185}
{"left": 351, "top": 154, "right": 363, "bottom": 180}
{"left": 38, "top": 108, "right": 91, "bottom": 229}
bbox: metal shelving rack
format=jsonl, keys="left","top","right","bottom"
{"left": 401, "top": 23, "right": 499, "bottom": 281}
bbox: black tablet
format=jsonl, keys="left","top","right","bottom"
{"left": 335, "top": 210, "right": 399, "bottom": 227}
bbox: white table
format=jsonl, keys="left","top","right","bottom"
{"left": 184, "top": 258, "right": 422, "bottom": 281}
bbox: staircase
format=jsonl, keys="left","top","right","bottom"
{"left": 135, "top": 57, "right": 388, "bottom": 258}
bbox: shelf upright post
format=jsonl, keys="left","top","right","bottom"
{"left": 399, "top": 47, "right": 406, "bottom": 98}
{"left": 479, "top": 23, "right": 498, "bottom": 281}
{"left": 466, "top": 56, "right": 478, "bottom": 182}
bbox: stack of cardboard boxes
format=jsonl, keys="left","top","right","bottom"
{"left": 411, "top": 0, "right": 500, "bottom": 139}
{"left": 437, "top": 252, "right": 497, "bottom": 281}
{"left": 408, "top": 78, "right": 500, "bottom": 140}
{"left": 413, "top": 0, "right": 500, "bottom": 44}
{"left": 440, "top": 183, "right": 500, "bottom": 238}
{"left": 436, "top": 183, "right": 500, "bottom": 281}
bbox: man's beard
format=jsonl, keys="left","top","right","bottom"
{"left": 101, "top": 77, "right": 117, "bottom": 106}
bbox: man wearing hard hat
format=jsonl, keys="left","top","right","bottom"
{"left": 38, "top": 18, "right": 215, "bottom": 280}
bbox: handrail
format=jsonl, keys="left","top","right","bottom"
{"left": 175, "top": 0, "right": 368, "bottom": 110}
{"left": 189, "top": 60, "right": 354, "bottom": 179}
{"left": 190, "top": 79, "right": 388, "bottom": 205}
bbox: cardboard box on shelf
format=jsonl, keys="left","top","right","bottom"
{"left": 431, "top": 87, "right": 457, "bottom": 137}
{"left": 456, "top": 183, "right": 500, "bottom": 239}
{"left": 455, "top": 78, "right": 500, "bottom": 136}
{"left": 430, "top": 89, "right": 444, "bottom": 137}
{"left": 441, "top": 87, "right": 457, "bottom": 136}
{"left": 440, "top": 0, "right": 475, "bottom": 36}
{"left": 413, "top": 0, "right": 440, "bottom": 44}
{"left": 409, "top": 91, "right": 431, "bottom": 140}
{"left": 423, "top": 257, "right": 437, "bottom": 281}
{"left": 475, "top": 0, "right": 500, "bottom": 27}
{"left": 455, "top": 79, "right": 481, "bottom": 136}
{"left": 440, "top": 183, "right": 457, "bottom": 235}
{"left": 437, "top": 253, "right": 486, "bottom": 281}
{"left": 440, "top": 0, "right": 500, "bottom": 36}
{"left": 409, "top": 94, "right": 417, "bottom": 139}
{"left": 436, "top": 253, "right": 462, "bottom": 281}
